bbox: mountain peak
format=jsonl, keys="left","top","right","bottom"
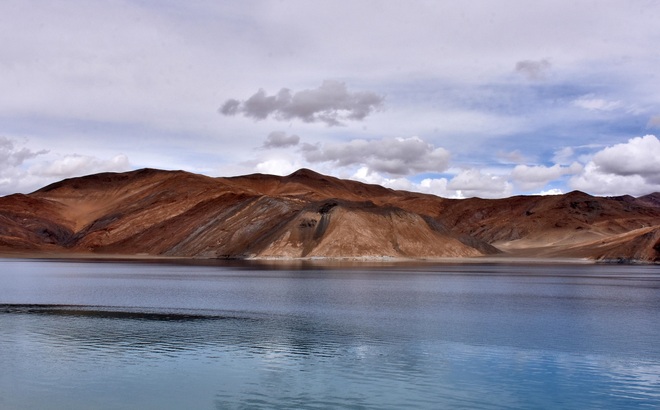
{"left": 287, "top": 168, "right": 326, "bottom": 179}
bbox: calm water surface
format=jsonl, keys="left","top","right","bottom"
{"left": 0, "top": 258, "right": 659, "bottom": 409}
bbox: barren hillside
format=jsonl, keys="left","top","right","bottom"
{"left": 0, "top": 168, "right": 658, "bottom": 262}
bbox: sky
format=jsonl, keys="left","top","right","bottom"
{"left": 2, "top": 0, "right": 660, "bottom": 198}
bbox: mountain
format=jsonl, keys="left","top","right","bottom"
{"left": 0, "top": 168, "right": 658, "bottom": 262}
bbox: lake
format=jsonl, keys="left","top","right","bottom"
{"left": 1, "top": 258, "right": 659, "bottom": 409}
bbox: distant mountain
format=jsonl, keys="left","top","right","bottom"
{"left": 1, "top": 168, "right": 658, "bottom": 262}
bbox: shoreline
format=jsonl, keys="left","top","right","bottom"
{"left": 1, "top": 248, "right": 656, "bottom": 265}
{"left": 0, "top": 250, "right": 606, "bottom": 265}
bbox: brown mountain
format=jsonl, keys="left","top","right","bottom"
{"left": 0, "top": 168, "right": 658, "bottom": 262}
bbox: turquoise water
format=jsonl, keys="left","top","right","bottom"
{"left": 1, "top": 259, "right": 659, "bottom": 409}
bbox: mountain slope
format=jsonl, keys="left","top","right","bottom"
{"left": 0, "top": 168, "right": 658, "bottom": 262}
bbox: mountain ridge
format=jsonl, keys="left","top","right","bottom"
{"left": 1, "top": 168, "right": 658, "bottom": 262}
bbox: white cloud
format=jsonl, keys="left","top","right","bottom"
{"left": 570, "top": 163, "right": 655, "bottom": 196}
{"left": 419, "top": 178, "right": 460, "bottom": 198}
{"left": 569, "top": 135, "right": 660, "bottom": 196}
{"left": 351, "top": 167, "right": 386, "bottom": 185}
{"left": 0, "top": 137, "right": 48, "bottom": 195}
{"left": 536, "top": 188, "right": 563, "bottom": 196}
{"left": 351, "top": 168, "right": 464, "bottom": 198}
{"left": 511, "top": 162, "right": 582, "bottom": 191}
{"left": 591, "top": 135, "right": 660, "bottom": 179}
{"left": 447, "top": 169, "right": 513, "bottom": 199}
{"left": 0, "top": 137, "right": 131, "bottom": 195}
{"left": 302, "top": 136, "right": 450, "bottom": 176}
{"left": 220, "top": 80, "right": 384, "bottom": 126}
{"left": 29, "top": 154, "right": 130, "bottom": 179}
{"left": 572, "top": 95, "right": 622, "bottom": 111}
{"left": 351, "top": 167, "right": 415, "bottom": 190}
{"left": 254, "top": 159, "right": 299, "bottom": 176}
{"left": 552, "top": 147, "right": 575, "bottom": 165}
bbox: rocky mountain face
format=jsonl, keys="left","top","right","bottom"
{"left": 0, "top": 168, "right": 658, "bottom": 262}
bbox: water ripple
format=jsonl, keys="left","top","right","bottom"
{"left": 1, "top": 261, "right": 660, "bottom": 409}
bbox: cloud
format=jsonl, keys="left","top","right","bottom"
{"left": 552, "top": 147, "right": 575, "bottom": 165}
{"left": 220, "top": 80, "right": 384, "bottom": 126}
{"left": 515, "top": 59, "right": 551, "bottom": 80}
{"left": 1, "top": 137, "right": 131, "bottom": 195}
{"left": 590, "top": 135, "right": 660, "bottom": 179}
{"left": 262, "top": 132, "right": 300, "bottom": 149}
{"left": 419, "top": 178, "right": 452, "bottom": 197}
{"left": 536, "top": 188, "right": 563, "bottom": 196}
{"left": 254, "top": 158, "right": 299, "bottom": 176}
{"left": 569, "top": 163, "right": 655, "bottom": 196}
{"left": 0, "top": 136, "right": 48, "bottom": 195}
{"left": 301, "top": 136, "right": 450, "bottom": 176}
{"left": 2, "top": 2, "right": 660, "bottom": 200}
{"left": 0, "top": 136, "right": 48, "bottom": 168}
{"left": 447, "top": 169, "right": 513, "bottom": 199}
{"left": 351, "top": 167, "right": 416, "bottom": 190}
{"left": 351, "top": 168, "right": 465, "bottom": 198}
{"left": 572, "top": 95, "right": 622, "bottom": 111}
{"left": 0, "top": 137, "right": 48, "bottom": 195}
{"left": 29, "top": 153, "right": 131, "bottom": 179}
{"left": 511, "top": 162, "right": 582, "bottom": 191}
{"left": 569, "top": 135, "right": 660, "bottom": 196}
{"left": 219, "top": 99, "right": 240, "bottom": 116}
